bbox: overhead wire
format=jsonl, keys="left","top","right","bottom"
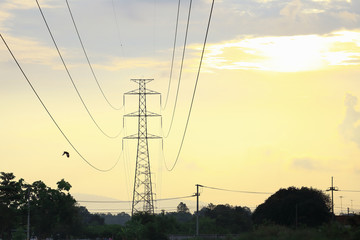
{"left": 123, "top": 121, "right": 133, "bottom": 211}
{"left": 201, "top": 185, "right": 273, "bottom": 195}
{"left": 77, "top": 194, "right": 195, "bottom": 203}
{"left": 36, "top": 0, "right": 123, "bottom": 139}
{"left": 164, "top": 0, "right": 215, "bottom": 171}
{"left": 1, "top": 33, "right": 122, "bottom": 172}
{"left": 162, "top": 0, "right": 193, "bottom": 138}
{"left": 65, "top": 0, "right": 124, "bottom": 111}
{"left": 161, "top": 0, "right": 181, "bottom": 110}
{"left": 111, "top": 0, "right": 126, "bottom": 57}
{"left": 339, "top": 190, "right": 360, "bottom": 193}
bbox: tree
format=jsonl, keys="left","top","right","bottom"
{"left": 125, "top": 213, "right": 178, "bottom": 240}
{"left": 30, "top": 180, "right": 81, "bottom": 238}
{"left": 202, "top": 204, "right": 252, "bottom": 233}
{"left": 0, "top": 172, "right": 25, "bottom": 240}
{"left": 57, "top": 179, "right": 72, "bottom": 192}
{"left": 177, "top": 202, "right": 189, "bottom": 213}
{"left": 78, "top": 206, "right": 105, "bottom": 226}
{"left": 252, "top": 186, "right": 331, "bottom": 227}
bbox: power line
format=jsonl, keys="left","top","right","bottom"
{"left": 88, "top": 206, "right": 187, "bottom": 211}
{"left": 340, "top": 190, "right": 360, "bottom": 193}
{"left": 65, "top": 0, "right": 124, "bottom": 111}
{"left": 77, "top": 195, "right": 195, "bottom": 203}
{"left": 1, "top": 33, "right": 121, "bottom": 173}
{"left": 201, "top": 185, "right": 273, "bottom": 195}
{"left": 162, "top": 0, "right": 181, "bottom": 110}
{"left": 78, "top": 200, "right": 131, "bottom": 203}
{"left": 36, "top": 0, "right": 123, "bottom": 139}
{"left": 164, "top": 0, "right": 215, "bottom": 171}
{"left": 157, "top": 195, "right": 195, "bottom": 201}
{"left": 162, "top": 0, "right": 193, "bottom": 138}
{"left": 111, "top": 0, "right": 126, "bottom": 57}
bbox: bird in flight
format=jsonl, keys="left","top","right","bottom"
{"left": 62, "top": 151, "right": 70, "bottom": 158}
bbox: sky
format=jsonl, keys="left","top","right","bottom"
{"left": 1, "top": 0, "right": 360, "bottom": 215}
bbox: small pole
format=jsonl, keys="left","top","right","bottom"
{"left": 340, "top": 196, "right": 343, "bottom": 214}
{"left": 326, "top": 176, "right": 338, "bottom": 220}
{"left": 27, "top": 187, "right": 30, "bottom": 240}
{"left": 295, "top": 204, "right": 298, "bottom": 229}
{"left": 332, "top": 177, "right": 334, "bottom": 215}
{"left": 196, "top": 184, "right": 202, "bottom": 237}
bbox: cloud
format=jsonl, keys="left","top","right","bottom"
{"left": 339, "top": 93, "right": 360, "bottom": 148}
{"left": 280, "top": 0, "right": 304, "bottom": 19}
{"left": 292, "top": 157, "right": 335, "bottom": 171}
{"left": 1, "top": 0, "right": 59, "bottom": 9}
{"left": 0, "top": 35, "right": 64, "bottom": 71}
{"left": 206, "top": 0, "right": 359, "bottom": 40}
{"left": 93, "top": 56, "right": 170, "bottom": 72}
{"left": 332, "top": 11, "right": 360, "bottom": 23}
{"left": 292, "top": 158, "right": 321, "bottom": 171}
{"left": 199, "top": 30, "right": 360, "bottom": 72}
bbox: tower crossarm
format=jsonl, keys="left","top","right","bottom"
{"left": 124, "top": 89, "right": 160, "bottom": 95}
{"left": 124, "top": 111, "right": 161, "bottom": 117}
{"left": 124, "top": 133, "right": 162, "bottom": 139}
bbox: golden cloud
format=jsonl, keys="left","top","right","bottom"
{"left": 199, "top": 30, "right": 360, "bottom": 72}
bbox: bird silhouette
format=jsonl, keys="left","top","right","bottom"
{"left": 62, "top": 151, "right": 70, "bottom": 158}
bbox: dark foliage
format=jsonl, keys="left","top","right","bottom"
{"left": 252, "top": 186, "right": 332, "bottom": 227}
{"left": 127, "top": 212, "right": 178, "bottom": 240}
{"left": 201, "top": 204, "right": 253, "bottom": 233}
{"left": 100, "top": 212, "right": 131, "bottom": 225}
{"left": 0, "top": 172, "right": 83, "bottom": 239}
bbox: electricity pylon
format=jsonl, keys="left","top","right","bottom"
{"left": 124, "top": 79, "right": 161, "bottom": 215}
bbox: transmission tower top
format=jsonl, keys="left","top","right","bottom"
{"left": 131, "top": 78, "right": 154, "bottom": 84}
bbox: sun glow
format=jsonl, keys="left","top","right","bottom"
{"left": 203, "top": 30, "right": 360, "bottom": 72}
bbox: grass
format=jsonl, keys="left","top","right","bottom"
{"left": 186, "top": 223, "right": 360, "bottom": 240}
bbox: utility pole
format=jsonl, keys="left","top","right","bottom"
{"left": 124, "top": 79, "right": 161, "bottom": 215}
{"left": 340, "top": 196, "right": 344, "bottom": 214}
{"left": 196, "top": 184, "right": 202, "bottom": 237}
{"left": 295, "top": 204, "right": 298, "bottom": 229}
{"left": 27, "top": 187, "right": 30, "bottom": 240}
{"left": 326, "top": 176, "right": 338, "bottom": 219}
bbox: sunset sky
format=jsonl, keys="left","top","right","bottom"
{"left": 1, "top": 0, "right": 360, "bottom": 214}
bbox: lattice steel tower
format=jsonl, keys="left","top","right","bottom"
{"left": 124, "top": 79, "right": 161, "bottom": 215}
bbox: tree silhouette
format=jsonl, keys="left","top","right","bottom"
{"left": 177, "top": 202, "right": 190, "bottom": 213}
{"left": 202, "top": 204, "right": 252, "bottom": 233}
{"left": 252, "top": 186, "right": 331, "bottom": 227}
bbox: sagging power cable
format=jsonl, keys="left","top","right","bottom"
{"left": 65, "top": 0, "right": 124, "bottom": 111}
{"left": 1, "top": 33, "right": 122, "bottom": 172}
{"left": 162, "top": 0, "right": 181, "bottom": 110}
{"left": 201, "top": 185, "right": 273, "bottom": 195}
{"left": 36, "top": 0, "right": 123, "bottom": 139}
{"left": 162, "top": 0, "right": 193, "bottom": 138}
{"left": 164, "top": 0, "right": 215, "bottom": 171}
